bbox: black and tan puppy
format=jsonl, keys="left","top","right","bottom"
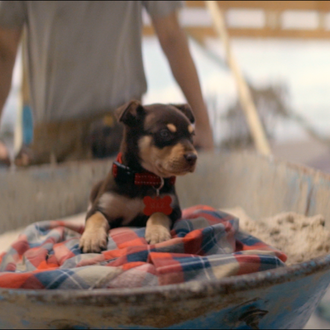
{"left": 79, "top": 100, "right": 198, "bottom": 253}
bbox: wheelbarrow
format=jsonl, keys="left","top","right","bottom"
{"left": 1, "top": 151, "right": 330, "bottom": 329}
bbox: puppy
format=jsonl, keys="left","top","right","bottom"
{"left": 79, "top": 100, "right": 198, "bottom": 253}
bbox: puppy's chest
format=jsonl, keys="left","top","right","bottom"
{"left": 98, "top": 192, "right": 175, "bottom": 226}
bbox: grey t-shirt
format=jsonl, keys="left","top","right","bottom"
{"left": 0, "top": 1, "right": 183, "bottom": 124}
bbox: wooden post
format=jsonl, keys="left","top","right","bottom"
{"left": 206, "top": 1, "right": 272, "bottom": 156}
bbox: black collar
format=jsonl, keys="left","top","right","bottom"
{"left": 112, "top": 153, "right": 176, "bottom": 187}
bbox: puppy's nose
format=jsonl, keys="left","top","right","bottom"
{"left": 184, "top": 153, "right": 197, "bottom": 165}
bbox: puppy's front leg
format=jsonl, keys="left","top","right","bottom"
{"left": 145, "top": 212, "right": 171, "bottom": 245}
{"left": 79, "top": 212, "right": 109, "bottom": 253}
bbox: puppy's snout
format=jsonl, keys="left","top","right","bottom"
{"left": 184, "top": 153, "right": 197, "bottom": 165}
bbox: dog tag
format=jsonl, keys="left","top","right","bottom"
{"left": 143, "top": 195, "right": 172, "bottom": 216}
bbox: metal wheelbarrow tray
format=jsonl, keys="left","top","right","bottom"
{"left": 1, "top": 151, "right": 330, "bottom": 329}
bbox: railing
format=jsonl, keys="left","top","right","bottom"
{"left": 143, "top": 1, "right": 330, "bottom": 39}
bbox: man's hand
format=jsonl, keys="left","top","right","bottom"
{"left": 152, "top": 11, "right": 214, "bottom": 152}
{"left": 194, "top": 119, "right": 214, "bottom": 151}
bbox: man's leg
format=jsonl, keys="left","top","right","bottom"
{"left": 17, "top": 114, "right": 122, "bottom": 165}
{"left": 89, "top": 114, "right": 123, "bottom": 159}
{"left": 29, "top": 120, "right": 92, "bottom": 164}
{"left": 0, "top": 111, "right": 124, "bottom": 166}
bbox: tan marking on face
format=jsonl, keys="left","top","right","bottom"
{"left": 98, "top": 192, "right": 145, "bottom": 225}
{"left": 139, "top": 137, "right": 197, "bottom": 177}
{"left": 138, "top": 136, "right": 155, "bottom": 173}
{"left": 167, "top": 124, "right": 177, "bottom": 133}
{"left": 145, "top": 212, "right": 171, "bottom": 244}
{"left": 188, "top": 125, "right": 194, "bottom": 134}
{"left": 80, "top": 212, "right": 109, "bottom": 253}
{"left": 144, "top": 112, "right": 156, "bottom": 129}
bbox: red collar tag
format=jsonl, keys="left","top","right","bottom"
{"left": 143, "top": 196, "right": 173, "bottom": 216}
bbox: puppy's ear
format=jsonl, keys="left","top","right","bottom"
{"left": 115, "top": 100, "right": 144, "bottom": 126}
{"left": 171, "top": 103, "right": 195, "bottom": 124}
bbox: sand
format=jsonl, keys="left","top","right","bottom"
{"left": 0, "top": 209, "right": 329, "bottom": 265}
{"left": 224, "top": 207, "right": 330, "bottom": 265}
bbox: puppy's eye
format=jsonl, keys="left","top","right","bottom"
{"left": 159, "top": 129, "right": 170, "bottom": 139}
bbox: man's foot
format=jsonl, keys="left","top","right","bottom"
{"left": 0, "top": 142, "right": 10, "bottom": 166}
{"left": 15, "top": 146, "right": 33, "bottom": 167}
{"left": 0, "top": 142, "right": 33, "bottom": 167}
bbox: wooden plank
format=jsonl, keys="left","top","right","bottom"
{"left": 185, "top": 1, "right": 330, "bottom": 11}
{"left": 226, "top": 28, "right": 330, "bottom": 39}
{"left": 185, "top": 1, "right": 205, "bottom": 8}
{"left": 3, "top": 153, "right": 330, "bottom": 232}
{"left": 206, "top": 1, "right": 271, "bottom": 156}
{"left": 143, "top": 1, "right": 330, "bottom": 39}
{"left": 0, "top": 159, "right": 113, "bottom": 233}
{"left": 176, "top": 152, "right": 330, "bottom": 226}
{"left": 143, "top": 26, "right": 330, "bottom": 40}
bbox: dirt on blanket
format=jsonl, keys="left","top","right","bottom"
{"left": 224, "top": 207, "right": 330, "bottom": 266}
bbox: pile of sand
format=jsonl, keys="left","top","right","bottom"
{"left": 224, "top": 207, "right": 330, "bottom": 265}
{"left": 0, "top": 209, "right": 329, "bottom": 265}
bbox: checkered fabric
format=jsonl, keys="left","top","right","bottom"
{"left": 0, "top": 205, "right": 286, "bottom": 289}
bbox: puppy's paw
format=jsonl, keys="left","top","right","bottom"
{"left": 79, "top": 228, "right": 108, "bottom": 253}
{"left": 145, "top": 225, "right": 171, "bottom": 245}
{"left": 80, "top": 212, "right": 109, "bottom": 253}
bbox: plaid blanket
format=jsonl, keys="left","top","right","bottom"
{"left": 0, "top": 205, "right": 286, "bottom": 289}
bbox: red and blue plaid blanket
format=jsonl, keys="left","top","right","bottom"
{"left": 0, "top": 205, "right": 286, "bottom": 289}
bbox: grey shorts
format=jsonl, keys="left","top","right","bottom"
{"left": 23, "top": 113, "right": 123, "bottom": 165}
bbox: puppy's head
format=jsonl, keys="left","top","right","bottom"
{"left": 115, "top": 100, "right": 198, "bottom": 177}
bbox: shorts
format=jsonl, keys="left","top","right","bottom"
{"left": 22, "top": 112, "right": 123, "bottom": 165}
